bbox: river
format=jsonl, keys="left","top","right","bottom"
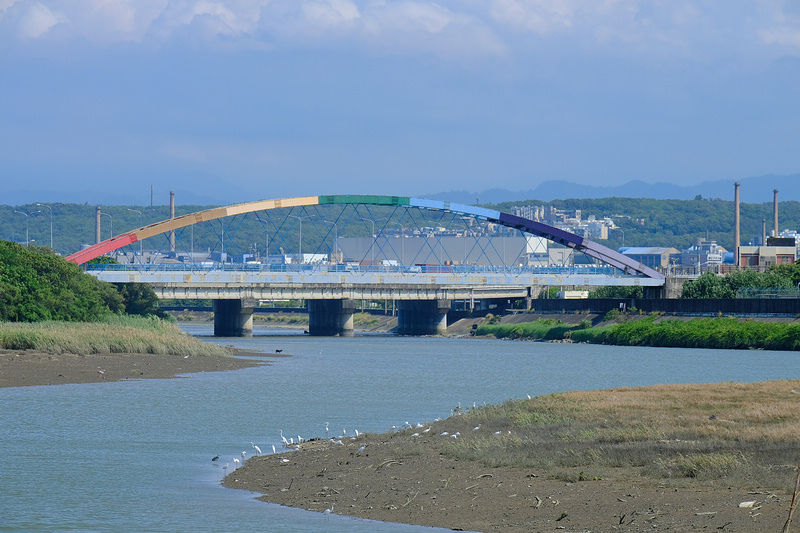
{"left": 1, "top": 327, "right": 797, "bottom": 532}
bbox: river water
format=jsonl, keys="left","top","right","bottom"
{"left": 2, "top": 327, "right": 798, "bottom": 532}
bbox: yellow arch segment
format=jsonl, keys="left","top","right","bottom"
{"left": 66, "top": 196, "right": 321, "bottom": 264}
{"left": 132, "top": 196, "right": 319, "bottom": 241}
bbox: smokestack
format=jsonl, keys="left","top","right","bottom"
{"left": 762, "top": 219, "right": 767, "bottom": 246}
{"left": 734, "top": 182, "right": 740, "bottom": 266}
{"left": 150, "top": 185, "right": 154, "bottom": 208}
{"left": 169, "top": 190, "right": 175, "bottom": 252}
{"left": 773, "top": 189, "right": 779, "bottom": 238}
{"left": 95, "top": 207, "right": 101, "bottom": 245}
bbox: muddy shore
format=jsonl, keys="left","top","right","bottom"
{"left": 223, "top": 428, "right": 794, "bottom": 533}
{"left": 0, "top": 347, "right": 266, "bottom": 388}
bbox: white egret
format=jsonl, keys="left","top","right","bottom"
{"left": 233, "top": 457, "right": 240, "bottom": 464}
{"left": 280, "top": 430, "right": 289, "bottom": 446}
{"left": 323, "top": 502, "right": 334, "bottom": 520}
{"left": 242, "top": 451, "right": 247, "bottom": 458}
{"left": 251, "top": 442, "right": 262, "bottom": 455}
{"left": 272, "top": 445, "right": 276, "bottom": 454}
{"left": 325, "top": 422, "right": 329, "bottom": 435}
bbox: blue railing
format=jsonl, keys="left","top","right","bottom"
{"left": 85, "top": 262, "right": 621, "bottom": 276}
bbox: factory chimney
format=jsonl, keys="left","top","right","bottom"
{"left": 762, "top": 219, "right": 767, "bottom": 246}
{"left": 773, "top": 189, "right": 779, "bottom": 238}
{"left": 95, "top": 207, "right": 101, "bottom": 245}
{"left": 734, "top": 182, "right": 740, "bottom": 267}
{"left": 169, "top": 190, "right": 176, "bottom": 253}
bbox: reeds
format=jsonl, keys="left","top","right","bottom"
{"left": 477, "top": 316, "right": 800, "bottom": 351}
{"left": 434, "top": 380, "right": 800, "bottom": 490}
{"left": 0, "top": 316, "right": 230, "bottom": 356}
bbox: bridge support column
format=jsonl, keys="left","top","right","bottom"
{"left": 213, "top": 299, "right": 255, "bottom": 337}
{"left": 308, "top": 299, "right": 356, "bottom": 337}
{"left": 397, "top": 300, "right": 450, "bottom": 336}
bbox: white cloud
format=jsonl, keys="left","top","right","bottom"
{"left": 301, "top": 0, "right": 360, "bottom": 28}
{"left": 16, "top": 2, "right": 68, "bottom": 38}
{"left": 489, "top": 0, "right": 577, "bottom": 34}
{"left": 1, "top": 1, "right": 798, "bottom": 62}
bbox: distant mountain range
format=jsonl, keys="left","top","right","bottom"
{"left": 426, "top": 174, "right": 800, "bottom": 205}
{"left": 5, "top": 173, "right": 797, "bottom": 207}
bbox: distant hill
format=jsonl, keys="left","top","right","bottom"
{"left": 426, "top": 173, "right": 800, "bottom": 205}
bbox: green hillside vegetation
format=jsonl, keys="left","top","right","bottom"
{"left": 490, "top": 197, "right": 800, "bottom": 252}
{"left": 3, "top": 196, "right": 796, "bottom": 260}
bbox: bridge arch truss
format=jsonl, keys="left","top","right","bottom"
{"left": 66, "top": 194, "right": 663, "bottom": 281}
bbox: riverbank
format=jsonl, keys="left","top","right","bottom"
{"left": 171, "top": 309, "right": 399, "bottom": 333}
{"left": 466, "top": 313, "right": 800, "bottom": 350}
{"left": 0, "top": 348, "right": 266, "bottom": 388}
{"left": 0, "top": 317, "right": 269, "bottom": 387}
{"left": 224, "top": 380, "right": 800, "bottom": 533}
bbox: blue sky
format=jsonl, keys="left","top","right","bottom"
{"left": 1, "top": 1, "right": 798, "bottom": 205}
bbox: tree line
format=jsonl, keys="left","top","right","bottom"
{"left": 0, "top": 241, "right": 165, "bottom": 322}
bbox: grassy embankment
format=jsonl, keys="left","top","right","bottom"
{"left": 432, "top": 380, "right": 800, "bottom": 491}
{"left": 476, "top": 316, "right": 800, "bottom": 351}
{"left": 0, "top": 316, "right": 230, "bottom": 356}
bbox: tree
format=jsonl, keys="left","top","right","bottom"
{"left": 589, "top": 286, "right": 643, "bottom": 298}
{"left": 114, "top": 283, "right": 168, "bottom": 318}
{"left": 0, "top": 241, "right": 123, "bottom": 321}
{"left": 681, "top": 269, "right": 794, "bottom": 299}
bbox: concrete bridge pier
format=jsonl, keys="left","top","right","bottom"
{"left": 213, "top": 299, "right": 255, "bottom": 337}
{"left": 308, "top": 299, "right": 356, "bottom": 336}
{"left": 397, "top": 300, "right": 451, "bottom": 336}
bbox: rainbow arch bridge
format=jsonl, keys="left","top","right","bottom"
{"left": 68, "top": 195, "right": 665, "bottom": 337}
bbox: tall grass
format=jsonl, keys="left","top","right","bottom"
{"left": 477, "top": 316, "right": 800, "bottom": 351}
{"left": 0, "top": 316, "right": 230, "bottom": 356}
{"left": 475, "top": 318, "right": 576, "bottom": 341}
{"left": 432, "top": 380, "right": 800, "bottom": 489}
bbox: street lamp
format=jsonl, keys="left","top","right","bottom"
{"left": 360, "top": 217, "right": 390, "bottom": 265}
{"left": 14, "top": 210, "right": 29, "bottom": 246}
{"left": 127, "top": 209, "right": 143, "bottom": 256}
{"left": 35, "top": 203, "right": 53, "bottom": 249}
{"left": 101, "top": 213, "right": 113, "bottom": 239}
{"left": 360, "top": 217, "right": 377, "bottom": 264}
{"left": 288, "top": 215, "right": 303, "bottom": 263}
{"left": 323, "top": 220, "right": 339, "bottom": 263}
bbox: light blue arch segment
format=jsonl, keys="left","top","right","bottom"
{"left": 409, "top": 198, "right": 501, "bottom": 221}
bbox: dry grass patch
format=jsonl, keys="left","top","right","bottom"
{"left": 0, "top": 317, "right": 231, "bottom": 356}
{"left": 437, "top": 380, "right": 800, "bottom": 491}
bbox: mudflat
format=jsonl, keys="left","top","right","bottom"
{"left": 0, "top": 348, "right": 265, "bottom": 388}
{"left": 224, "top": 381, "right": 800, "bottom": 533}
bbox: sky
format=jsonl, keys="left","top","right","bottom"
{"left": 1, "top": 0, "right": 799, "bottom": 206}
